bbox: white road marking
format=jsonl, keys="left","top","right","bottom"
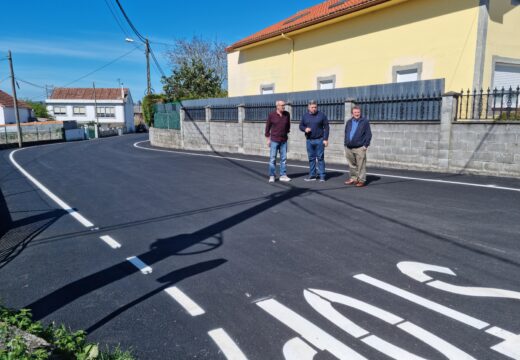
{"left": 133, "top": 140, "right": 520, "bottom": 192}
{"left": 9, "top": 149, "right": 95, "bottom": 228}
{"left": 305, "top": 289, "right": 474, "bottom": 360}
{"left": 398, "top": 261, "right": 520, "bottom": 300}
{"left": 208, "top": 328, "right": 248, "bottom": 360}
{"left": 282, "top": 337, "right": 318, "bottom": 360}
{"left": 164, "top": 286, "right": 205, "bottom": 316}
{"left": 99, "top": 235, "right": 121, "bottom": 249}
{"left": 353, "top": 274, "right": 490, "bottom": 330}
{"left": 126, "top": 256, "right": 152, "bottom": 274}
{"left": 256, "top": 298, "right": 368, "bottom": 360}
{"left": 491, "top": 333, "right": 520, "bottom": 360}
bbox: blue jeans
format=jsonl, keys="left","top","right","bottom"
{"left": 306, "top": 138, "right": 325, "bottom": 179}
{"left": 269, "top": 141, "right": 288, "bottom": 176}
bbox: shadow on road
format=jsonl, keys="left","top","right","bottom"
{"left": 27, "top": 187, "right": 307, "bottom": 321}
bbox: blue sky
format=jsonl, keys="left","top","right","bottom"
{"left": 0, "top": 0, "right": 319, "bottom": 101}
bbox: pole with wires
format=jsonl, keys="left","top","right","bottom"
{"left": 7, "top": 50, "right": 22, "bottom": 148}
{"left": 145, "top": 38, "right": 151, "bottom": 95}
{"left": 93, "top": 82, "right": 99, "bottom": 139}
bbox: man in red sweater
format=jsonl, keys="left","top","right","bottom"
{"left": 265, "top": 101, "right": 291, "bottom": 183}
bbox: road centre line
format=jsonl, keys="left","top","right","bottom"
{"left": 126, "top": 256, "right": 152, "bottom": 274}
{"left": 208, "top": 328, "right": 249, "bottom": 360}
{"left": 164, "top": 286, "right": 205, "bottom": 316}
{"left": 99, "top": 235, "right": 122, "bottom": 249}
{"left": 9, "top": 149, "right": 95, "bottom": 227}
{"left": 133, "top": 141, "right": 520, "bottom": 192}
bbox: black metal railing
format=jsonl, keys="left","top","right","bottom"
{"left": 184, "top": 107, "right": 206, "bottom": 121}
{"left": 244, "top": 103, "right": 274, "bottom": 121}
{"left": 456, "top": 87, "right": 520, "bottom": 121}
{"left": 291, "top": 98, "right": 345, "bottom": 123}
{"left": 211, "top": 106, "right": 239, "bottom": 122}
{"left": 356, "top": 92, "right": 443, "bottom": 121}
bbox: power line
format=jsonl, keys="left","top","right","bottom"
{"left": 16, "top": 78, "right": 46, "bottom": 89}
{"left": 149, "top": 48, "right": 166, "bottom": 77}
{"left": 114, "top": 0, "right": 146, "bottom": 43}
{"left": 61, "top": 46, "right": 140, "bottom": 87}
{"left": 103, "top": 0, "right": 131, "bottom": 39}
{"left": 0, "top": 75, "right": 10, "bottom": 83}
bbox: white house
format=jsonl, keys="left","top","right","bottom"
{"left": 0, "top": 90, "right": 32, "bottom": 125}
{"left": 46, "top": 87, "right": 135, "bottom": 132}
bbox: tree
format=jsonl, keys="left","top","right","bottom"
{"left": 142, "top": 93, "right": 166, "bottom": 126}
{"left": 165, "top": 36, "right": 228, "bottom": 90}
{"left": 23, "top": 100, "right": 50, "bottom": 119}
{"left": 162, "top": 59, "right": 226, "bottom": 101}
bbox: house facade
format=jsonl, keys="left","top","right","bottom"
{"left": 0, "top": 90, "right": 32, "bottom": 125}
{"left": 226, "top": 0, "right": 520, "bottom": 96}
{"left": 46, "top": 88, "right": 135, "bottom": 131}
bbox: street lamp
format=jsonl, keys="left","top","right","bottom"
{"left": 125, "top": 37, "right": 151, "bottom": 95}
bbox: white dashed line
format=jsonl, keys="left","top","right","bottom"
{"left": 9, "top": 149, "right": 95, "bottom": 227}
{"left": 164, "top": 286, "right": 205, "bottom": 316}
{"left": 208, "top": 328, "right": 248, "bottom": 360}
{"left": 133, "top": 140, "right": 520, "bottom": 193}
{"left": 99, "top": 235, "right": 122, "bottom": 249}
{"left": 126, "top": 256, "right": 152, "bottom": 274}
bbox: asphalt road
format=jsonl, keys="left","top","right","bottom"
{"left": 1, "top": 134, "right": 519, "bottom": 359}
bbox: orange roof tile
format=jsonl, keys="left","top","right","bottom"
{"left": 227, "top": 0, "right": 390, "bottom": 52}
{"left": 49, "top": 87, "right": 129, "bottom": 100}
{"left": 0, "top": 90, "right": 31, "bottom": 109}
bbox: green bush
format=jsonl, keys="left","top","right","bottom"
{"left": 0, "top": 305, "right": 133, "bottom": 360}
{"left": 495, "top": 111, "right": 520, "bottom": 121}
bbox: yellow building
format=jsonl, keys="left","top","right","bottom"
{"left": 226, "top": 0, "right": 520, "bottom": 96}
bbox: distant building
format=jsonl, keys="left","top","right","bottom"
{"left": 46, "top": 87, "right": 135, "bottom": 132}
{"left": 226, "top": 0, "right": 520, "bottom": 96}
{"left": 0, "top": 90, "right": 32, "bottom": 125}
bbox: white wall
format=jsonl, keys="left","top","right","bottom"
{"left": 0, "top": 106, "right": 31, "bottom": 124}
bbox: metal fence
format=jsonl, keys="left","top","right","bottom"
{"left": 292, "top": 98, "right": 345, "bottom": 123}
{"left": 154, "top": 102, "right": 181, "bottom": 129}
{"left": 456, "top": 87, "right": 520, "bottom": 121}
{"left": 1, "top": 124, "right": 63, "bottom": 145}
{"left": 244, "top": 103, "right": 273, "bottom": 121}
{"left": 185, "top": 107, "right": 206, "bottom": 121}
{"left": 356, "top": 92, "right": 443, "bottom": 121}
{"left": 210, "top": 106, "right": 239, "bottom": 122}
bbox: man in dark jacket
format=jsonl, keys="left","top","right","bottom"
{"left": 344, "top": 106, "right": 372, "bottom": 187}
{"left": 299, "top": 100, "right": 329, "bottom": 182}
{"left": 265, "top": 100, "right": 291, "bottom": 183}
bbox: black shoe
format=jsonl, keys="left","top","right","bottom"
{"left": 304, "top": 176, "right": 317, "bottom": 182}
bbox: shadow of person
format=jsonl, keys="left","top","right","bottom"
{"left": 85, "top": 259, "right": 227, "bottom": 333}
{"left": 365, "top": 175, "right": 381, "bottom": 185}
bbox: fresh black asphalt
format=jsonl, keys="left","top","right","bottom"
{"left": 1, "top": 134, "right": 519, "bottom": 359}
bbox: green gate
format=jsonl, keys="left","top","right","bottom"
{"left": 154, "top": 102, "right": 181, "bottom": 130}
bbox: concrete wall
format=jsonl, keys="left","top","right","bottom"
{"left": 228, "top": 0, "right": 480, "bottom": 96}
{"left": 150, "top": 103, "right": 520, "bottom": 178}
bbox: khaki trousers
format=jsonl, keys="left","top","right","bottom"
{"left": 345, "top": 147, "right": 367, "bottom": 182}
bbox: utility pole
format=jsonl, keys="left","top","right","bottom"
{"left": 93, "top": 82, "right": 99, "bottom": 139}
{"left": 145, "top": 38, "right": 151, "bottom": 95}
{"left": 7, "top": 50, "right": 23, "bottom": 148}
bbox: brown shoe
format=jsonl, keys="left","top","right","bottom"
{"left": 344, "top": 179, "right": 357, "bottom": 185}
{"left": 355, "top": 181, "right": 366, "bottom": 187}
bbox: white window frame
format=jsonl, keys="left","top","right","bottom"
{"left": 97, "top": 106, "right": 116, "bottom": 118}
{"left": 53, "top": 106, "right": 67, "bottom": 115}
{"left": 392, "top": 63, "right": 423, "bottom": 83}
{"left": 317, "top": 75, "right": 336, "bottom": 90}
{"left": 73, "top": 106, "right": 86, "bottom": 116}
{"left": 260, "top": 83, "right": 275, "bottom": 95}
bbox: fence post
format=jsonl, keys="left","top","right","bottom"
{"left": 205, "top": 105, "right": 212, "bottom": 151}
{"left": 285, "top": 102, "right": 292, "bottom": 119}
{"left": 344, "top": 99, "right": 355, "bottom": 125}
{"left": 438, "top": 92, "right": 459, "bottom": 170}
{"left": 180, "top": 106, "right": 185, "bottom": 149}
{"left": 238, "top": 104, "right": 245, "bottom": 153}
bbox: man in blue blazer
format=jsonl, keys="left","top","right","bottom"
{"left": 344, "top": 106, "right": 372, "bottom": 187}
